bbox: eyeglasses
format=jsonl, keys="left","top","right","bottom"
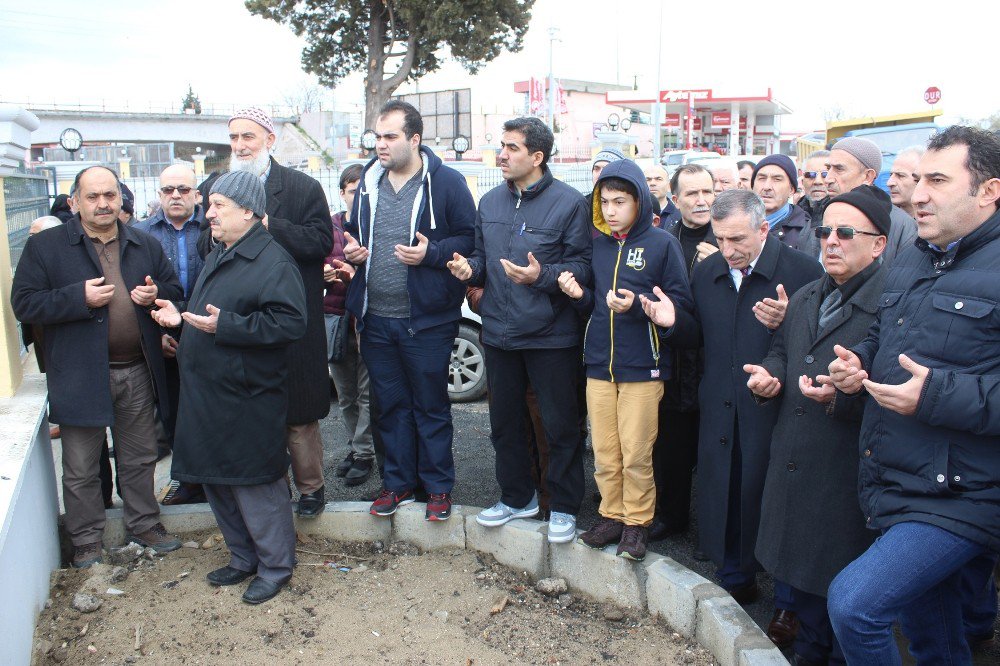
{"left": 160, "top": 185, "right": 194, "bottom": 195}
{"left": 803, "top": 171, "right": 829, "bottom": 179}
{"left": 814, "top": 226, "right": 883, "bottom": 240}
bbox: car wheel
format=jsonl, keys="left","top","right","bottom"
{"left": 449, "top": 323, "right": 487, "bottom": 402}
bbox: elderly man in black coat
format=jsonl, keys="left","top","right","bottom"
{"left": 746, "top": 186, "right": 890, "bottom": 661}
{"left": 642, "top": 189, "right": 824, "bottom": 639}
{"left": 154, "top": 170, "right": 306, "bottom": 605}
{"left": 12, "top": 166, "right": 184, "bottom": 568}
{"left": 199, "top": 108, "right": 333, "bottom": 517}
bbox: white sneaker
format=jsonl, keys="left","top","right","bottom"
{"left": 476, "top": 494, "right": 539, "bottom": 527}
{"left": 548, "top": 512, "right": 577, "bottom": 543}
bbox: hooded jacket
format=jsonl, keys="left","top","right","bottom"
{"left": 345, "top": 145, "right": 476, "bottom": 333}
{"left": 574, "top": 160, "right": 694, "bottom": 383}
{"left": 467, "top": 166, "right": 592, "bottom": 350}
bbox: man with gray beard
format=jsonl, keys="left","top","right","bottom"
{"left": 198, "top": 107, "right": 333, "bottom": 518}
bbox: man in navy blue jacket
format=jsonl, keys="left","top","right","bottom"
{"left": 827, "top": 125, "right": 1000, "bottom": 664}
{"left": 344, "top": 101, "right": 476, "bottom": 521}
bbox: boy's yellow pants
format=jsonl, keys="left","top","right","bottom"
{"left": 586, "top": 378, "right": 663, "bottom": 527}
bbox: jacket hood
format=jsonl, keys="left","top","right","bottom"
{"left": 591, "top": 159, "right": 654, "bottom": 238}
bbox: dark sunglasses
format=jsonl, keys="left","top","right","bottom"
{"left": 803, "top": 170, "right": 829, "bottom": 179}
{"left": 160, "top": 185, "right": 194, "bottom": 195}
{"left": 814, "top": 226, "right": 882, "bottom": 240}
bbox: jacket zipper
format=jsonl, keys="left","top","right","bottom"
{"left": 502, "top": 196, "right": 522, "bottom": 348}
{"left": 609, "top": 239, "right": 625, "bottom": 381}
{"left": 648, "top": 321, "right": 660, "bottom": 364}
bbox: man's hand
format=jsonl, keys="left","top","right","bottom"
{"left": 447, "top": 252, "right": 472, "bottom": 281}
{"left": 745, "top": 364, "right": 782, "bottom": 398}
{"left": 863, "top": 354, "right": 929, "bottom": 416}
{"left": 394, "top": 231, "right": 429, "bottom": 266}
{"left": 557, "top": 270, "right": 583, "bottom": 299}
{"left": 828, "top": 344, "right": 868, "bottom": 394}
{"left": 638, "top": 286, "right": 676, "bottom": 327}
{"left": 181, "top": 304, "right": 220, "bottom": 334}
{"left": 695, "top": 241, "right": 719, "bottom": 263}
{"left": 799, "top": 374, "right": 836, "bottom": 404}
{"left": 753, "top": 283, "right": 788, "bottom": 330}
{"left": 606, "top": 288, "right": 635, "bottom": 313}
{"left": 85, "top": 276, "right": 115, "bottom": 308}
{"left": 323, "top": 263, "right": 337, "bottom": 283}
{"left": 130, "top": 275, "right": 158, "bottom": 307}
{"left": 343, "top": 231, "right": 370, "bottom": 264}
{"left": 261, "top": 214, "right": 269, "bottom": 229}
{"left": 151, "top": 298, "right": 182, "bottom": 328}
{"left": 161, "top": 333, "right": 178, "bottom": 359}
{"left": 500, "top": 252, "right": 542, "bottom": 285}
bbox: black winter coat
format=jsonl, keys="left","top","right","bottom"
{"left": 199, "top": 159, "right": 332, "bottom": 424}
{"left": 468, "top": 168, "right": 593, "bottom": 350}
{"left": 769, "top": 204, "right": 811, "bottom": 252}
{"left": 172, "top": 223, "right": 306, "bottom": 485}
{"left": 755, "top": 267, "right": 886, "bottom": 596}
{"left": 668, "top": 238, "right": 824, "bottom": 570}
{"left": 851, "top": 211, "right": 1000, "bottom": 550}
{"left": 12, "top": 218, "right": 182, "bottom": 426}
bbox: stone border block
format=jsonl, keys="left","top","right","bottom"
{"left": 103, "top": 504, "right": 219, "bottom": 547}
{"left": 697, "top": 596, "right": 773, "bottom": 666}
{"left": 299, "top": 501, "right": 391, "bottom": 542}
{"left": 739, "top": 647, "right": 789, "bottom": 665}
{"left": 464, "top": 516, "right": 548, "bottom": 579}
{"left": 390, "top": 503, "right": 465, "bottom": 551}
{"left": 549, "top": 538, "right": 644, "bottom": 609}
{"left": 646, "top": 556, "right": 727, "bottom": 637}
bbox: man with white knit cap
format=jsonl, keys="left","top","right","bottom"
{"left": 819, "top": 136, "right": 917, "bottom": 264}
{"left": 201, "top": 107, "right": 333, "bottom": 518}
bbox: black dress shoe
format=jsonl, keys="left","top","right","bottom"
{"left": 242, "top": 576, "right": 286, "bottom": 604}
{"left": 344, "top": 458, "right": 373, "bottom": 486}
{"left": 334, "top": 451, "right": 355, "bottom": 477}
{"left": 207, "top": 565, "right": 257, "bottom": 587}
{"left": 693, "top": 549, "right": 710, "bottom": 561}
{"left": 648, "top": 518, "right": 688, "bottom": 541}
{"left": 767, "top": 609, "right": 799, "bottom": 649}
{"left": 729, "top": 581, "right": 760, "bottom": 605}
{"left": 296, "top": 487, "right": 325, "bottom": 518}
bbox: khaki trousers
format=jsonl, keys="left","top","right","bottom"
{"left": 586, "top": 378, "right": 663, "bottom": 526}
{"left": 286, "top": 421, "right": 324, "bottom": 494}
{"left": 61, "top": 362, "right": 160, "bottom": 546}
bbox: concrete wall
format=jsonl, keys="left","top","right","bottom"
{"left": 0, "top": 370, "right": 60, "bottom": 666}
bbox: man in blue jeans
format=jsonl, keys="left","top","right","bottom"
{"left": 344, "top": 100, "right": 476, "bottom": 521}
{"left": 827, "top": 125, "right": 1000, "bottom": 664}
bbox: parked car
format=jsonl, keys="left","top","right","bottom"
{"left": 660, "top": 150, "right": 722, "bottom": 178}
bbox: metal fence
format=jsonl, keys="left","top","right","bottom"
{"left": 5, "top": 167, "right": 53, "bottom": 270}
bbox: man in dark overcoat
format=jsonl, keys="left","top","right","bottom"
{"left": 154, "top": 170, "right": 306, "bottom": 605}
{"left": 645, "top": 189, "right": 823, "bottom": 632}
{"left": 199, "top": 107, "right": 333, "bottom": 517}
{"left": 746, "top": 186, "right": 890, "bottom": 661}
{"left": 12, "top": 166, "right": 183, "bottom": 567}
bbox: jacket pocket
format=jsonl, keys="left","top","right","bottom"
{"left": 518, "top": 227, "right": 562, "bottom": 263}
{"left": 925, "top": 293, "right": 996, "bottom": 363}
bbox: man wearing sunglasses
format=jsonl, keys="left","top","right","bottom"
{"left": 136, "top": 164, "right": 207, "bottom": 497}
{"left": 748, "top": 185, "right": 890, "bottom": 661}
{"left": 796, "top": 150, "right": 830, "bottom": 220}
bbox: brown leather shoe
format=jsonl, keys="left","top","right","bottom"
{"left": 767, "top": 609, "right": 800, "bottom": 650}
{"left": 49, "top": 426, "right": 61, "bottom": 440}
{"left": 579, "top": 517, "right": 624, "bottom": 549}
{"left": 729, "top": 581, "right": 759, "bottom": 605}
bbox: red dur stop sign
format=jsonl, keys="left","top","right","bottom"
{"left": 925, "top": 87, "right": 941, "bottom": 104}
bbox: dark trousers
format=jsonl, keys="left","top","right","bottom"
{"left": 360, "top": 315, "right": 457, "bottom": 494}
{"left": 203, "top": 478, "right": 295, "bottom": 583}
{"left": 163, "top": 356, "right": 180, "bottom": 445}
{"left": 961, "top": 553, "right": 999, "bottom": 637}
{"left": 794, "top": 586, "right": 845, "bottom": 664}
{"left": 484, "top": 344, "right": 584, "bottom": 515}
{"left": 653, "top": 407, "right": 698, "bottom": 531}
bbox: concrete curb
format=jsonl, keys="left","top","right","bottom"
{"left": 103, "top": 502, "right": 787, "bottom": 666}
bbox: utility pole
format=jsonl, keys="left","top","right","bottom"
{"left": 653, "top": 4, "right": 664, "bottom": 162}
{"left": 547, "top": 26, "right": 560, "bottom": 134}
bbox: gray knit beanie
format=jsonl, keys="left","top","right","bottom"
{"left": 592, "top": 147, "right": 626, "bottom": 169}
{"left": 211, "top": 170, "right": 267, "bottom": 219}
{"left": 832, "top": 137, "right": 883, "bottom": 173}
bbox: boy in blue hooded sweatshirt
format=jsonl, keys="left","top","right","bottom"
{"left": 558, "top": 159, "right": 694, "bottom": 560}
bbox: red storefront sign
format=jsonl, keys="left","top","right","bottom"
{"left": 663, "top": 113, "right": 681, "bottom": 128}
{"left": 711, "top": 112, "right": 731, "bottom": 127}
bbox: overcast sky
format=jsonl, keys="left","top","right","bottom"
{"left": 0, "top": 0, "right": 995, "bottom": 131}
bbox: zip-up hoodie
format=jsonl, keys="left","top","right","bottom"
{"left": 575, "top": 160, "right": 694, "bottom": 383}
{"left": 345, "top": 145, "right": 476, "bottom": 333}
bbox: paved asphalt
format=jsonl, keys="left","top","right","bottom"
{"left": 317, "top": 398, "right": 998, "bottom": 665}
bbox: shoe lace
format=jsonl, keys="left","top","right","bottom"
{"left": 150, "top": 523, "right": 169, "bottom": 537}
{"left": 428, "top": 493, "right": 448, "bottom": 502}
{"left": 377, "top": 488, "right": 394, "bottom": 500}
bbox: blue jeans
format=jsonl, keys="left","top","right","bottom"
{"left": 360, "top": 315, "right": 457, "bottom": 494}
{"left": 828, "top": 521, "right": 991, "bottom": 665}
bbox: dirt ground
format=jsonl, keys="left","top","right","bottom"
{"left": 32, "top": 531, "right": 717, "bottom": 666}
